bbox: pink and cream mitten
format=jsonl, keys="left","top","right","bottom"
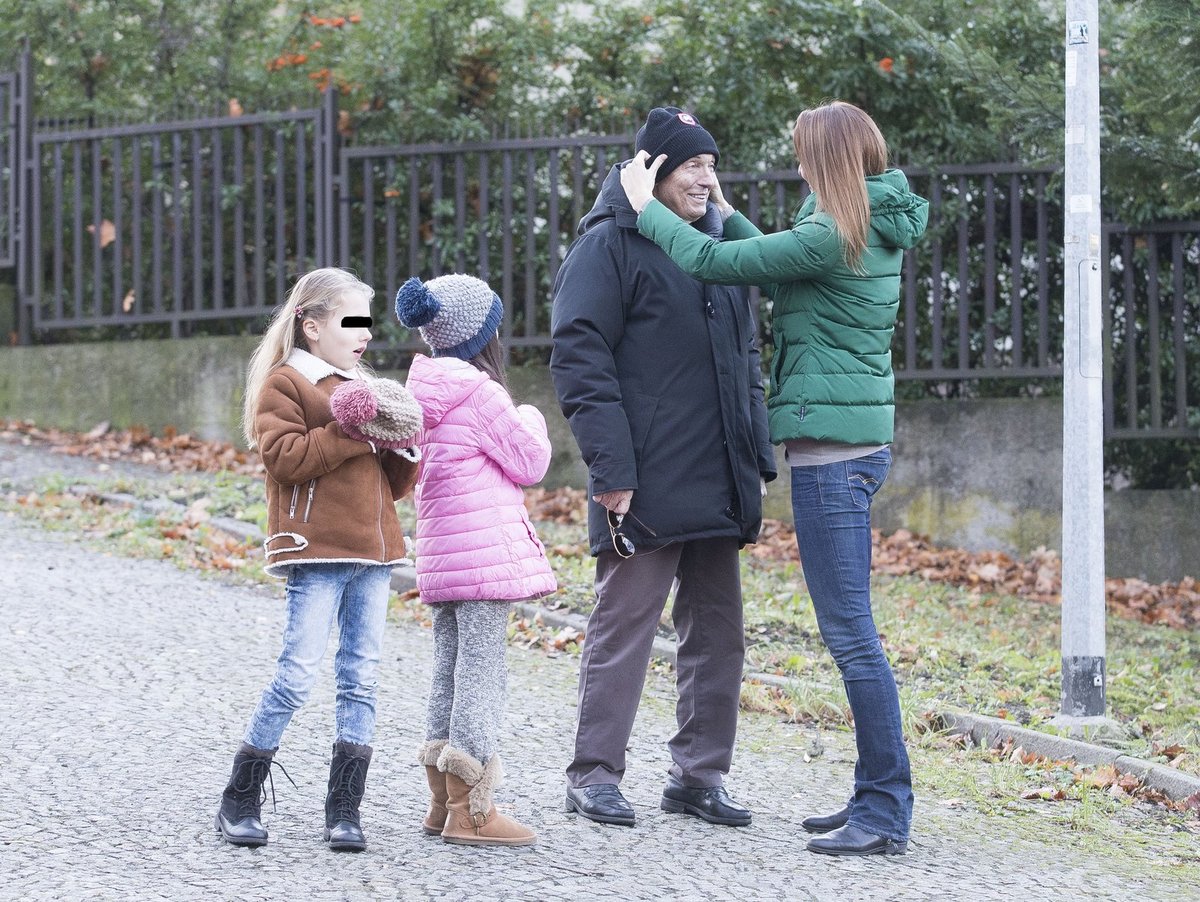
{"left": 330, "top": 378, "right": 422, "bottom": 459}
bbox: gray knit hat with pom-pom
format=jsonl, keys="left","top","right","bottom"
{"left": 394, "top": 273, "right": 503, "bottom": 360}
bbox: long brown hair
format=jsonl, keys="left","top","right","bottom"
{"left": 465, "top": 333, "right": 509, "bottom": 394}
{"left": 792, "top": 101, "right": 888, "bottom": 270}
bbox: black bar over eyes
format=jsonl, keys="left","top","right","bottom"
{"left": 341, "top": 316, "right": 373, "bottom": 328}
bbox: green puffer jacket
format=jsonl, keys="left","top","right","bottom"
{"left": 637, "top": 168, "right": 928, "bottom": 445}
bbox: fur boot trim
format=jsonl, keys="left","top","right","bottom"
{"left": 416, "top": 738, "right": 448, "bottom": 766}
{"left": 437, "top": 745, "right": 503, "bottom": 816}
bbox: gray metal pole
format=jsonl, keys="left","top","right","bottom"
{"left": 1059, "top": 0, "right": 1106, "bottom": 719}
{"left": 15, "top": 45, "right": 33, "bottom": 345}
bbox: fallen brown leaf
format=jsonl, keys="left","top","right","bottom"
{"left": 1078, "top": 765, "right": 1120, "bottom": 789}
{"left": 1021, "top": 786, "right": 1066, "bottom": 801}
{"left": 3, "top": 418, "right": 1199, "bottom": 631}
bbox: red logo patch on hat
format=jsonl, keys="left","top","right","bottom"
{"left": 676, "top": 112, "right": 697, "bottom": 126}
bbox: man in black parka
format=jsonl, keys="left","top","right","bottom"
{"left": 550, "top": 107, "right": 776, "bottom": 828}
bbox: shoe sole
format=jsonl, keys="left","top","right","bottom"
{"left": 442, "top": 835, "right": 537, "bottom": 847}
{"left": 326, "top": 842, "right": 366, "bottom": 852}
{"left": 564, "top": 797, "right": 635, "bottom": 827}
{"left": 323, "top": 827, "right": 366, "bottom": 852}
{"left": 660, "top": 796, "right": 751, "bottom": 827}
{"left": 806, "top": 841, "right": 907, "bottom": 857}
{"left": 214, "top": 814, "right": 267, "bottom": 848}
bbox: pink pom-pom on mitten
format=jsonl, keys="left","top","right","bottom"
{"left": 330, "top": 380, "right": 379, "bottom": 444}
{"left": 330, "top": 378, "right": 423, "bottom": 453}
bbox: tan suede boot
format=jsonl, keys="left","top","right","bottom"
{"left": 416, "top": 739, "right": 448, "bottom": 836}
{"left": 437, "top": 745, "right": 536, "bottom": 847}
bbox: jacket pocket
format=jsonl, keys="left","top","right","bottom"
{"left": 773, "top": 340, "right": 811, "bottom": 390}
{"left": 523, "top": 521, "right": 546, "bottom": 556}
{"left": 774, "top": 342, "right": 811, "bottom": 406}
{"left": 302, "top": 479, "right": 316, "bottom": 523}
{"left": 846, "top": 452, "right": 890, "bottom": 511}
{"left": 770, "top": 341, "right": 787, "bottom": 394}
{"left": 626, "top": 392, "right": 659, "bottom": 460}
{"left": 287, "top": 479, "right": 317, "bottom": 522}
{"left": 264, "top": 531, "right": 310, "bottom": 559}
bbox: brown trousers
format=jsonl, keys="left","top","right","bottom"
{"left": 566, "top": 537, "right": 746, "bottom": 789}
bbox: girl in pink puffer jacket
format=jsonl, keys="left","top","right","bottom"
{"left": 395, "top": 274, "right": 556, "bottom": 848}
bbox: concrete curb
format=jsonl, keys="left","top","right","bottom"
{"left": 79, "top": 487, "right": 1200, "bottom": 803}
{"left": 83, "top": 489, "right": 265, "bottom": 544}
{"left": 940, "top": 710, "right": 1200, "bottom": 801}
{"left": 510, "top": 601, "right": 1200, "bottom": 802}
{"left": 509, "top": 599, "right": 808, "bottom": 691}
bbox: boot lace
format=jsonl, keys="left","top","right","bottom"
{"left": 327, "top": 755, "right": 368, "bottom": 825}
{"left": 230, "top": 757, "right": 297, "bottom": 820}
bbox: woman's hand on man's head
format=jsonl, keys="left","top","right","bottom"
{"left": 709, "top": 179, "right": 734, "bottom": 219}
{"left": 620, "top": 150, "right": 666, "bottom": 214}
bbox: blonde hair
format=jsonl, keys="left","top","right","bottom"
{"left": 792, "top": 101, "right": 888, "bottom": 269}
{"left": 242, "top": 267, "right": 374, "bottom": 448}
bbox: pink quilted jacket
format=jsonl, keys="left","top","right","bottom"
{"left": 406, "top": 354, "right": 557, "bottom": 603}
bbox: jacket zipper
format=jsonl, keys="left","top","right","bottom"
{"left": 289, "top": 485, "right": 299, "bottom": 519}
{"left": 303, "top": 479, "right": 316, "bottom": 523}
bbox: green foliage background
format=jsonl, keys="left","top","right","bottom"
{"left": 4, "top": 0, "right": 1198, "bottom": 487}
{"left": 5, "top": 0, "right": 1198, "bottom": 221}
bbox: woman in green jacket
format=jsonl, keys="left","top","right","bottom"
{"left": 621, "top": 101, "right": 928, "bottom": 857}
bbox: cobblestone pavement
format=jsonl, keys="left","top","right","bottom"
{"left": 1, "top": 444, "right": 1197, "bottom": 901}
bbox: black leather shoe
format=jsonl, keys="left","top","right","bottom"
{"left": 660, "top": 775, "right": 751, "bottom": 827}
{"left": 801, "top": 803, "right": 852, "bottom": 834}
{"left": 564, "top": 784, "right": 635, "bottom": 826}
{"left": 806, "top": 824, "right": 907, "bottom": 856}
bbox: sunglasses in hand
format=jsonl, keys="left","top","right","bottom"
{"left": 606, "top": 510, "right": 636, "bottom": 558}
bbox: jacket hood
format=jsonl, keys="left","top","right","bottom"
{"left": 866, "top": 169, "right": 929, "bottom": 250}
{"left": 406, "top": 354, "right": 489, "bottom": 429}
{"left": 578, "top": 162, "right": 725, "bottom": 240}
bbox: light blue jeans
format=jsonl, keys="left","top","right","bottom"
{"left": 790, "top": 447, "right": 913, "bottom": 842}
{"left": 244, "top": 562, "right": 392, "bottom": 750}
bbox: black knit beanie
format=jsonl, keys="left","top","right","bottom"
{"left": 634, "top": 107, "right": 720, "bottom": 182}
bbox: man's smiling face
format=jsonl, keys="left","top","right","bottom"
{"left": 653, "top": 153, "right": 716, "bottom": 224}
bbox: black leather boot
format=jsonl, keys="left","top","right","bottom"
{"left": 215, "top": 743, "right": 276, "bottom": 848}
{"left": 324, "top": 741, "right": 372, "bottom": 852}
{"left": 806, "top": 823, "right": 908, "bottom": 856}
{"left": 801, "top": 801, "right": 853, "bottom": 834}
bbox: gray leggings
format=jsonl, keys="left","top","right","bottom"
{"left": 424, "top": 600, "right": 510, "bottom": 763}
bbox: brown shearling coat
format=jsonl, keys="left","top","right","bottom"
{"left": 257, "top": 356, "right": 417, "bottom": 577}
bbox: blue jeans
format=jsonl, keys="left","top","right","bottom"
{"left": 790, "top": 447, "right": 912, "bottom": 841}
{"left": 244, "top": 562, "right": 392, "bottom": 750}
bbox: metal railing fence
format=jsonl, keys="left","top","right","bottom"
{"left": 1103, "top": 222, "right": 1200, "bottom": 439}
{"left": 27, "top": 104, "right": 335, "bottom": 337}
{"left": 721, "top": 164, "right": 1066, "bottom": 382}
{"left": 337, "top": 133, "right": 634, "bottom": 351}
{"left": 1, "top": 52, "right": 1195, "bottom": 439}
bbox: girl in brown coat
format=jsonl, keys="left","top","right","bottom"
{"left": 215, "top": 268, "right": 419, "bottom": 853}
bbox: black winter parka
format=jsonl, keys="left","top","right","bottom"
{"left": 550, "top": 162, "right": 777, "bottom": 556}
